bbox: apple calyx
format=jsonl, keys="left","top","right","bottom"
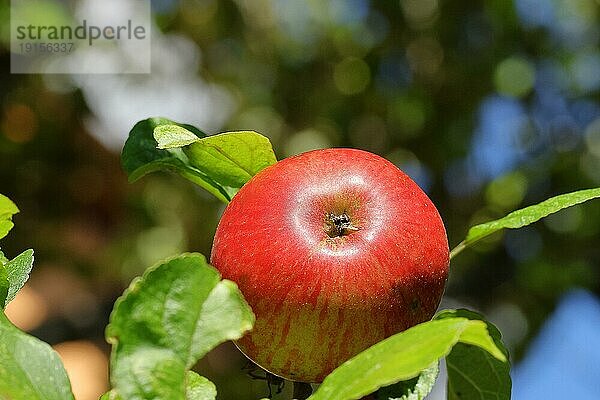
{"left": 325, "top": 211, "right": 359, "bottom": 238}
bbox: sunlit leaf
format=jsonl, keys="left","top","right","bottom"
{"left": 153, "top": 125, "right": 277, "bottom": 189}
{"left": 450, "top": 187, "right": 600, "bottom": 258}
{"left": 154, "top": 125, "right": 201, "bottom": 149}
{"left": 0, "top": 265, "right": 8, "bottom": 309}
{"left": 121, "top": 117, "right": 235, "bottom": 203}
{"left": 0, "top": 311, "right": 75, "bottom": 400}
{"left": 376, "top": 362, "right": 439, "bottom": 400}
{"left": 309, "top": 315, "right": 505, "bottom": 400}
{"left": 106, "top": 253, "right": 254, "bottom": 400}
{"left": 182, "top": 130, "right": 277, "bottom": 188}
{"left": 2, "top": 249, "right": 34, "bottom": 307}
{"left": 99, "top": 391, "right": 120, "bottom": 400}
{"left": 0, "top": 194, "right": 19, "bottom": 240}
{"left": 123, "top": 119, "right": 277, "bottom": 203}
{"left": 185, "top": 371, "right": 216, "bottom": 400}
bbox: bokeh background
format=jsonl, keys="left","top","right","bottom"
{"left": 1, "top": 0, "right": 600, "bottom": 399}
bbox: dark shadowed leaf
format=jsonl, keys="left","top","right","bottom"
{"left": 106, "top": 253, "right": 254, "bottom": 400}
{"left": 450, "top": 187, "right": 600, "bottom": 258}
{"left": 308, "top": 315, "right": 505, "bottom": 400}
{"left": 0, "top": 311, "right": 75, "bottom": 400}
{"left": 436, "top": 310, "right": 511, "bottom": 400}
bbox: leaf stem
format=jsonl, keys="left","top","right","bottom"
{"left": 449, "top": 241, "right": 466, "bottom": 260}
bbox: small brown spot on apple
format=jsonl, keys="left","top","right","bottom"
{"left": 410, "top": 297, "right": 421, "bottom": 312}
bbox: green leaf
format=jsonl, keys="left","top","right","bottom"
{"left": 0, "top": 264, "right": 8, "bottom": 308}
{"left": 121, "top": 117, "right": 234, "bottom": 203}
{"left": 99, "top": 391, "right": 121, "bottom": 400}
{"left": 103, "top": 372, "right": 217, "bottom": 400}
{"left": 450, "top": 187, "right": 600, "bottom": 258}
{"left": 2, "top": 249, "right": 34, "bottom": 307}
{"left": 185, "top": 371, "right": 216, "bottom": 400}
{"left": 436, "top": 310, "right": 511, "bottom": 400}
{"left": 106, "top": 253, "right": 254, "bottom": 400}
{"left": 0, "top": 311, "right": 75, "bottom": 400}
{"left": 154, "top": 125, "right": 201, "bottom": 149}
{"left": 0, "top": 194, "right": 19, "bottom": 240}
{"left": 376, "top": 362, "right": 439, "bottom": 400}
{"left": 309, "top": 315, "right": 505, "bottom": 400}
{"left": 182, "top": 131, "right": 277, "bottom": 188}
{"left": 0, "top": 251, "right": 8, "bottom": 265}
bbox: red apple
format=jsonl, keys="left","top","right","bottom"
{"left": 210, "top": 148, "right": 449, "bottom": 383}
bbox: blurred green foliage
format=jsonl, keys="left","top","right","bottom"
{"left": 0, "top": 0, "right": 599, "bottom": 398}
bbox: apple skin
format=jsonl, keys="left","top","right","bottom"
{"left": 210, "top": 148, "right": 449, "bottom": 383}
